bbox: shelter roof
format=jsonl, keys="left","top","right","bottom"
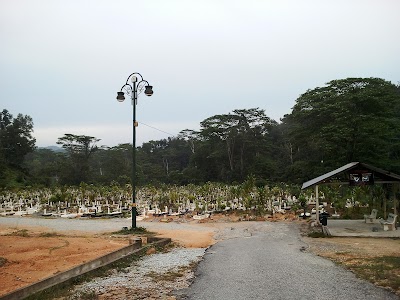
{"left": 301, "top": 162, "right": 400, "bottom": 189}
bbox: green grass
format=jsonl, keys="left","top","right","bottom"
{"left": 112, "top": 226, "right": 151, "bottom": 235}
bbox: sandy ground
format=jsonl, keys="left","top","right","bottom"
{"left": 0, "top": 217, "right": 217, "bottom": 297}
{"left": 1, "top": 214, "right": 400, "bottom": 297}
{"left": 0, "top": 227, "right": 130, "bottom": 296}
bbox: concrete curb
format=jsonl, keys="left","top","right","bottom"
{"left": 0, "top": 236, "right": 171, "bottom": 300}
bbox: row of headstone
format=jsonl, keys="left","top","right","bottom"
{"left": 1, "top": 188, "right": 304, "bottom": 218}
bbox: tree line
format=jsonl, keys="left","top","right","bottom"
{"left": 2, "top": 77, "right": 400, "bottom": 188}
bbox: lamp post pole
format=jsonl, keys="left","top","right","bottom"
{"left": 117, "top": 72, "right": 153, "bottom": 228}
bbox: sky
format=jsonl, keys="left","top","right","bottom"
{"left": 1, "top": 0, "right": 399, "bottom": 148}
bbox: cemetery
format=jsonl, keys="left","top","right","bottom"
{"left": 1, "top": 162, "right": 400, "bottom": 234}
{"left": 2, "top": 162, "right": 400, "bottom": 298}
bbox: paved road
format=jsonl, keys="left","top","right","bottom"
{"left": 179, "top": 222, "right": 398, "bottom": 300}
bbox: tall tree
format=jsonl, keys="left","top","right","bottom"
{"left": 23, "top": 148, "right": 63, "bottom": 185}
{"left": 0, "top": 109, "right": 36, "bottom": 168}
{"left": 200, "top": 113, "right": 239, "bottom": 173}
{"left": 231, "top": 108, "right": 277, "bottom": 178}
{"left": 178, "top": 129, "right": 199, "bottom": 155}
{"left": 89, "top": 144, "right": 132, "bottom": 185}
{"left": 282, "top": 77, "right": 400, "bottom": 180}
{"left": 57, "top": 134, "right": 100, "bottom": 184}
{"left": 198, "top": 108, "right": 277, "bottom": 181}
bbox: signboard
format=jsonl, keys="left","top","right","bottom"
{"left": 349, "top": 171, "right": 374, "bottom": 186}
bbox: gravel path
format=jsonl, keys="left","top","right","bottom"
{"left": 70, "top": 247, "right": 206, "bottom": 300}
{"left": 180, "top": 222, "right": 398, "bottom": 300}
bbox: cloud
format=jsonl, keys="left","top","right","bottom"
{"left": 2, "top": 0, "right": 399, "bottom": 151}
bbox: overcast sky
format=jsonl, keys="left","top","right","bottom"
{"left": 1, "top": 0, "right": 399, "bottom": 147}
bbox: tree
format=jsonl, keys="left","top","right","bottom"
{"left": 282, "top": 78, "right": 400, "bottom": 180}
{"left": 89, "top": 143, "right": 132, "bottom": 185}
{"left": 137, "top": 137, "right": 193, "bottom": 185}
{"left": 23, "top": 148, "right": 63, "bottom": 185}
{"left": 0, "top": 109, "right": 36, "bottom": 169}
{"left": 56, "top": 134, "right": 100, "bottom": 184}
{"left": 231, "top": 108, "right": 277, "bottom": 179}
{"left": 178, "top": 129, "right": 199, "bottom": 155}
{"left": 198, "top": 108, "right": 277, "bottom": 181}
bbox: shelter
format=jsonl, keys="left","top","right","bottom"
{"left": 301, "top": 162, "right": 400, "bottom": 223}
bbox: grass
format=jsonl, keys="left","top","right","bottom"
{"left": 322, "top": 250, "right": 400, "bottom": 294}
{"left": 304, "top": 220, "right": 400, "bottom": 294}
{"left": 7, "top": 229, "right": 29, "bottom": 237}
{"left": 347, "top": 256, "right": 400, "bottom": 293}
{"left": 161, "top": 241, "right": 181, "bottom": 253}
{"left": 146, "top": 270, "right": 184, "bottom": 282}
{"left": 39, "top": 232, "right": 62, "bottom": 237}
{"left": 112, "top": 226, "right": 152, "bottom": 235}
{"left": 6, "top": 229, "right": 66, "bottom": 239}
{"left": 6, "top": 230, "right": 66, "bottom": 238}
{"left": 145, "top": 262, "right": 198, "bottom": 282}
{"left": 307, "top": 231, "right": 332, "bottom": 238}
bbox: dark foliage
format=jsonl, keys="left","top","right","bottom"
{"left": 15, "top": 77, "right": 400, "bottom": 187}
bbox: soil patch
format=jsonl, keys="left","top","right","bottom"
{"left": 0, "top": 228, "right": 128, "bottom": 297}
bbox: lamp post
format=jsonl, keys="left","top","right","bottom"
{"left": 116, "top": 72, "right": 153, "bottom": 228}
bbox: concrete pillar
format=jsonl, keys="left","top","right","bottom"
{"left": 315, "top": 185, "right": 319, "bottom": 225}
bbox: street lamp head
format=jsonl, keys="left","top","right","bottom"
{"left": 116, "top": 91, "right": 125, "bottom": 102}
{"left": 144, "top": 85, "right": 153, "bottom": 97}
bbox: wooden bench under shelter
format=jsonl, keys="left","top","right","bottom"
{"left": 380, "top": 213, "right": 397, "bottom": 231}
{"left": 364, "top": 209, "right": 378, "bottom": 224}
